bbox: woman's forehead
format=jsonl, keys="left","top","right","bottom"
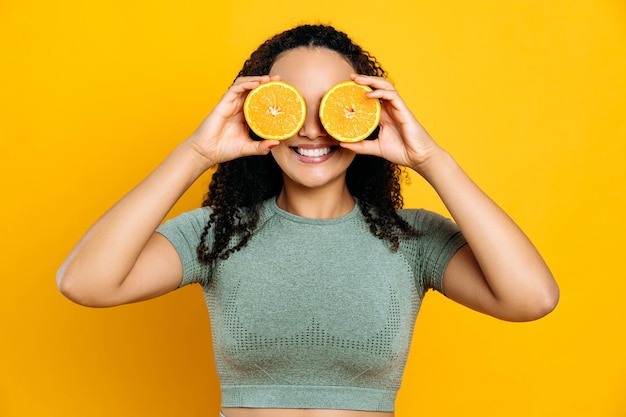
{"left": 269, "top": 47, "right": 354, "bottom": 95}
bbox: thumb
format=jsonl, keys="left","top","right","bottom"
{"left": 339, "top": 140, "right": 381, "bottom": 157}
{"left": 255, "top": 140, "right": 281, "bottom": 155}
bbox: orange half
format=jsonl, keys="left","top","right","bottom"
{"left": 243, "top": 81, "right": 306, "bottom": 140}
{"left": 319, "top": 81, "right": 381, "bottom": 142}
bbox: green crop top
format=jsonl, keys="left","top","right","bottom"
{"left": 157, "top": 198, "right": 466, "bottom": 412}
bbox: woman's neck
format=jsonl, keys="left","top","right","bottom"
{"left": 275, "top": 182, "right": 355, "bottom": 219}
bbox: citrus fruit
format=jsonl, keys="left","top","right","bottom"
{"left": 319, "top": 81, "right": 381, "bottom": 142}
{"left": 243, "top": 81, "right": 306, "bottom": 140}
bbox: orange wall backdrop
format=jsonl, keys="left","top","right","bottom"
{"left": 1, "top": 1, "right": 625, "bottom": 416}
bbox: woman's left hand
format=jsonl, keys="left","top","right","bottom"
{"left": 339, "top": 74, "right": 442, "bottom": 175}
{"left": 342, "top": 74, "right": 559, "bottom": 322}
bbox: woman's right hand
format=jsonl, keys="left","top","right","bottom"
{"left": 56, "top": 76, "right": 281, "bottom": 308}
{"left": 186, "top": 75, "right": 281, "bottom": 168}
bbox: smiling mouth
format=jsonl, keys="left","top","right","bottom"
{"left": 292, "top": 146, "right": 338, "bottom": 157}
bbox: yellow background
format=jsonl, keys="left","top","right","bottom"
{"left": 1, "top": 1, "right": 625, "bottom": 416}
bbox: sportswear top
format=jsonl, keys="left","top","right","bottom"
{"left": 156, "top": 197, "right": 466, "bottom": 411}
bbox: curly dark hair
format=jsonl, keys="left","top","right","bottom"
{"left": 197, "top": 24, "right": 418, "bottom": 264}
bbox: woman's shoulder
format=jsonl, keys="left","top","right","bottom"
{"left": 158, "top": 206, "right": 214, "bottom": 235}
{"left": 397, "top": 207, "right": 437, "bottom": 223}
{"left": 397, "top": 207, "right": 459, "bottom": 234}
{"left": 171, "top": 205, "right": 213, "bottom": 221}
{"left": 162, "top": 199, "right": 275, "bottom": 225}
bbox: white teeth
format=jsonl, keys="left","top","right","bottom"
{"left": 296, "top": 147, "right": 332, "bottom": 157}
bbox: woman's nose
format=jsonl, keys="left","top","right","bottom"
{"left": 298, "top": 107, "right": 327, "bottom": 140}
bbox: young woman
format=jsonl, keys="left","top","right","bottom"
{"left": 57, "top": 24, "right": 559, "bottom": 417}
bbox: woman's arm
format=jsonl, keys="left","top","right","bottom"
{"left": 418, "top": 150, "right": 558, "bottom": 321}
{"left": 57, "top": 76, "right": 280, "bottom": 307}
{"left": 56, "top": 143, "right": 210, "bottom": 307}
{"left": 342, "top": 74, "right": 559, "bottom": 321}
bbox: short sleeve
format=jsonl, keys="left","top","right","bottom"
{"left": 156, "top": 207, "right": 213, "bottom": 287}
{"left": 399, "top": 209, "right": 467, "bottom": 295}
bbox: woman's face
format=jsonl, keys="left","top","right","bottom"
{"left": 268, "top": 47, "right": 356, "bottom": 191}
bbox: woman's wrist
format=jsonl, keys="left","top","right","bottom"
{"left": 409, "top": 146, "right": 457, "bottom": 185}
{"left": 174, "top": 138, "right": 217, "bottom": 179}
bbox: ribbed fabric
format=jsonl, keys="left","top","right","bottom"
{"left": 157, "top": 198, "right": 466, "bottom": 411}
{"left": 222, "top": 385, "right": 395, "bottom": 411}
